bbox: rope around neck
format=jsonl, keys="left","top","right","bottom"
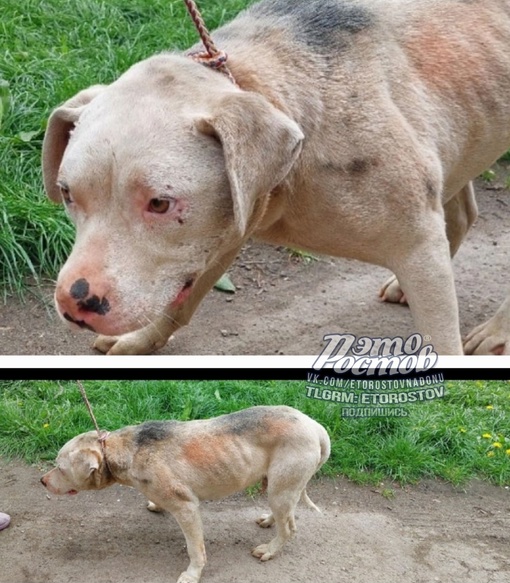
{"left": 183, "top": 0, "right": 238, "bottom": 87}
{"left": 76, "top": 380, "right": 110, "bottom": 447}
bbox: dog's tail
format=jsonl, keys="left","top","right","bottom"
{"left": 317, "top": 424, "right": 331, "bottom": 470}
{"left": 300, "top": 488, "right": 322, "bottom": 512}
{"left": 300, "top": 424, "right": 331, "bottom": 513}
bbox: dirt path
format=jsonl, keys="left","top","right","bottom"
{"left": 0, "top": 173, "right": 509, "bottom": 356}
{"left": 1, "top": 459, "right": 509, "bottom": 583}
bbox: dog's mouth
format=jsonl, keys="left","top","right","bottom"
{"left": 62, "top": 312, "right": 96, "bottom": 332}
{"left": 67, "top": 489, "right": 78, "bottom": 495}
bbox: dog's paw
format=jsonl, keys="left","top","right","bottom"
{"left": 252, "top": 543, "right": 274, "bottom": 561}
{"left": 255, "top": 513, "right": 274, "bottom": 528}
{"left": 463, "top": 319, "right": 509, "bottom": 355}
{"left": 147, "top": 501, "right": 164, "bottom": 513}
{"left": 93, "top": 335, "right": 120, "bottom": 354}
{"left": 93, "top": 332, "right": 171, "bottom": 355}
{"left": 379, "top": 275, "right": 408, "bottom": 305}
{"left": 176, "top": 572, "right": 199, "bottom": 583}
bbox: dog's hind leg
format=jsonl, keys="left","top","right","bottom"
{"left": 252, "top": 487, "right": 300, "bottom": 561}
{"left": 147, "top": 500, "right": 165, "bottom": 513}
{"left": 252, "top": 452, "right": 321, "bottom": 561}
{"left": 255, "top": 487, "right": 320, "bottom": 530}
{"left": 255, "top": 512, "right": 275, "bottom": 528}
{"left": 380, "top": 182, "right": 478, "bottom": 304}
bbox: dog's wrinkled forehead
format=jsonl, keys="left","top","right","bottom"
{"left": 57, "top": 431, "right": 98, "bottom": 460}
{"left": 61, "top": 79, "right": 224, "bottom": 201}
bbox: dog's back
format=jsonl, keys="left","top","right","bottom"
{"left": 214, "top": 0, "right": 510, "bottom": 202}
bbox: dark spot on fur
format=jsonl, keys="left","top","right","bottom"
{"left": 63, "top": 312, "right": 96, "bottom": 332}
{"left": 70, "top": 278, "right": 90, "bottom": 300}
{"left": 77, "top": 295, "right": 111, "bottom": 316}
{"left": 178, "top": 218, "right": 184, "bottom": 225}
{"left": 212, "top": 407, "right": 296, "bottom": 435}
{"left": 135, "top": 421, "right": 179, "bottom": 447}
{"left": 211, "top": 408, "right": 266, "bottom": 435}
{"left": 425, "top": 179, "right": 438, "bottom": 199}
{"left": 324, "top": 157, "right": 378, "bottom": 175}
{"left": 347, "top": 158, "right": 369, "bottom": 174}
{"left": 254, "top": 0, "right": 373, "bottom": 50}
{"left": 183, "top": 278, "right": 194, "bottom": 290}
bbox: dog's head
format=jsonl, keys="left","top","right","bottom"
{"left": 40, "top": 431, "right": 113, "bottom": 495}
{"left": 42, "top": 53, "right": 303, "bottom": 336}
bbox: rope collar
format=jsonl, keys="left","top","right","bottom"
{"left": 75, "top": 381, "right": 113, "bottom": 476}
{"left": 97, "top": 430, "right": 113, "bottom": 477}
{"left": 183, "top": 0, "right": 238, "bottom": 87}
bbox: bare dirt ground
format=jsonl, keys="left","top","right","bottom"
{"left": 1, "top": 459, "right": 509, "bottom": 583}
{"left": 0, "top": 172, "right": 509, "bottom": 356}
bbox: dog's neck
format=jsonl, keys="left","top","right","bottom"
{"left": 99, "top": 432, "right": 136, "bottom": 487}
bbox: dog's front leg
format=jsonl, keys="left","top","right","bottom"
{"left": 93, "top": 244, "right": 244, "bottom": 355}
{"left": 171, "top": 501, "right": 207, "bottom": 583}
{"left": 380, "top": 183, "right": 478, "bottom": 304}
{"left": 464, "top": 292, "right": 510, "bottom": 355}
{"left": 389, "top": 214, "right": 463, "bottom": 355}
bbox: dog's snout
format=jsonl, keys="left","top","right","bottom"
{"left": 40, "top": 476, "right": 46, "bottom": 486}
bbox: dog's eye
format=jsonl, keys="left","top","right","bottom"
{"left": 148, "top": 198, "right": 174, "bottom": 214}
{"left": 59, "top": 184, "right": 72, "bottom": 204}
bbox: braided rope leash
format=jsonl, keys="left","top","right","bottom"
{"left": 76, "top": 380, "right": 110, "bottom": 450}
{"left": 183, "top": 0, "right": 238, "bottom": 87}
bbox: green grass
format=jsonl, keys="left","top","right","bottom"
{"left": 1, "top": 379, "right": 509, "bottom": 486}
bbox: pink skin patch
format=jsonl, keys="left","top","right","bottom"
{"left": 492, "top": 344, "right": 506, "bottom": 356}
{"left": 171, "top": 279, "right": 195, "bottom": 308}
{"left": 67, "top": 490, "right": 78, "bottom": 495}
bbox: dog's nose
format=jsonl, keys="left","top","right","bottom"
{"left": 40, "top": 476, "right": 46, "bottom": 486}
{"left": 69, "top": 278, "right": 111, "bottom": 316}
{"left": 55, "top": 277, "right": 112, "bottom": 332}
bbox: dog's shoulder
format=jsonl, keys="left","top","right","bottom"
{"left": 133, "top": 420, "right": 183, "bottom": 447}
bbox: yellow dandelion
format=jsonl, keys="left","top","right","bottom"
{"left": 43, "top": 423, "right": 50, "bottom": 429}
{"left": 486, "top": 405, "right": 494, "bottom": 410}
{"left": 459, "top": 428, "right": 467, "bottom": 433}
{"left": 506, "top": 449, "right": 510, "bottom": 456}
{"left": 487, "top": 451, "right": 495, "bottom": 457}
{"left": 482, "top": 433, "right": 492, "bottom": 439}
{"left": 492, "top": 442, "right": 503, "bottom": 449}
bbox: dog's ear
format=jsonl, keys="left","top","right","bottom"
{"left": 87, "top": 449, "right": 101, "bottom": 473}
{"left": 195, "top": 92, "right": 304, "bottom": 236}
{"left": 42, "top": 85, "right": 107, "bottom": 203}
{"left": 70, "top": 447, "right": 101, "bottom": 473}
